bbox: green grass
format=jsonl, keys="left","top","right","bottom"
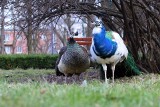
{"left": 0, "top": 69, "right": 54, "bottom": 83}
{"left": 0, "top": 69, "right": 160, "bottom": 107}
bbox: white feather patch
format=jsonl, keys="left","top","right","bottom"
{"left": 92, "top": 27, "right": 102, "bottom": 34}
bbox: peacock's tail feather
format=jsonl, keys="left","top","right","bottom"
{"left": 99, "top": 52, "right": 141, "bottom": 80}
{"left": 124, "top": 52, "right": 141, "bottom": 75}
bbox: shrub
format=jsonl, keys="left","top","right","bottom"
{"left": 0, "top": 54, "right": 58, "bottom": 69}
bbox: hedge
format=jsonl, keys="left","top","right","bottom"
{"left": 0, "top": 54, "right": 58, "bottom": 70}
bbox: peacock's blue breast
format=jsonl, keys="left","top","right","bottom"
{"left": 93, "top": 36, "right": 117, "bottom": 58}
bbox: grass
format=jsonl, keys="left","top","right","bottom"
{"left": 0, "top": 69, "right": 53, "bottom": 83}
{"left": 0, "top": 69, "right": 160, "bottom": 107}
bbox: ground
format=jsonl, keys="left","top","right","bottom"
{"left": 0, "top": 67, "right": 136, "bottom": 84}
{"left": 0, "top": 69, "right": 160, "bottom": 107}
{"left": 0, "top": 68, "right": 101, "bottom": 84}
{"left": 46, "top": 69, "right": 101, "bottom": 84}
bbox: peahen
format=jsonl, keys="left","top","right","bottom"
{"left": 55, "top": 46, "right": 66, "bottom": 76}
{"left": 55, "top": 33, "right": 90, "bottom": 83}
{"left": 90, "top": 20, "right": 128, "bottom": 83}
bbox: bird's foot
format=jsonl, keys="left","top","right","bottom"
{"left": 105, "top": 78, "right": 109, "bottom": 84}
{"left": 112, "top": 79, "right": 114, "bottom": 84}
{"left": 81, "top": 80, "right": 88, "bottom": 87}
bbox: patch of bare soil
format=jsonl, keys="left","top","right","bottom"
{"left": 44, "top": 69, "right": 101, "bottom": 84}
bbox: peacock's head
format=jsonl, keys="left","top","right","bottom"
{"left": 92, "top": 20, "right": 106, "bottom": 35}
{"left": 94, "top": 20, "right": 102, "bottom": 27}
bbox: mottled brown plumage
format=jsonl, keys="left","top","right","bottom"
{"left": 55, "top": 46, "right": 67, "bottom": 76}
{"left": 55, "top": 37, "right": 90, "bottom": 77}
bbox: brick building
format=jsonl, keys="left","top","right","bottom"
{"left": 3, "top": 29, "right": 62, "bottom": 54}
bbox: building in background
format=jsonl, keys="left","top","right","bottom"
{"left": 3, "top": 16, "right": 89, "bottom": 54}
{"left": 3, "top": 29, "right": 62, "bottom": 54}
{"left": 4, "top": 29, "right": 27, "bottom": 54}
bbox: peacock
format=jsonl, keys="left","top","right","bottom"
{"left": 55, "top": 33, "right": 90, "bottom": 83}
{"left": 90, "top": 20, "right": 128, "bottom": 83}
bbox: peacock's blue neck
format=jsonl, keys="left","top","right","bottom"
{"left": 93, "top": 26, "right": 117, "bottom": 58}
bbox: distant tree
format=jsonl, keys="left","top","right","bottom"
{"left": 12, "top": 0, "right": 40, "bottom": 54}
{"left": 0, "top": 0, "right": 8, "bottom": 54}
{"left": 8, "top": 0, "right": 160, "bottom": 72}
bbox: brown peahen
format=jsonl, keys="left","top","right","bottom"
{"left": 55, "top": 35, "right": 90, "bottom": 83}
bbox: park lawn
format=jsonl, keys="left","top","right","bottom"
{"left": 0, "top": 69, "right": 160, "bottom": 107}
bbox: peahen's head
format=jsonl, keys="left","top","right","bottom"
{"left": 68, "top": 36, "right": 76, "bottom": 44}
{"left": 68, "top": 30, "right": 78, "bottom": 44}
{"left": 74, "top": 30, "right": 78, "bottom": 36}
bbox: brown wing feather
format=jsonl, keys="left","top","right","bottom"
{"left": 55, "top": 46, "right": 67, "bottom": 76}
{"left": 80, "top": 46, "right": 88, "bottom": 54}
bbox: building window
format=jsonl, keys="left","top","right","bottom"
{"left": 41, "top": 34, "right": 47, "bottom": 40}
{"left": 42, "top": 46, "right": 46, "bottom": 50}
{"left": 16, "top": 46, "right": 22, "bottom": 53}
{"left": 5, "top": 46, "right": 11, "bottom": 54}
{"left": 4, "top": 34, "right": 10, "bottom": 42}
{"left": 16, "top": 35, "right": 22, "bottom": 40}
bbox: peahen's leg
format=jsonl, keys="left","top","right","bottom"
{"left": 102, "top": 64, "right": 108, "bottom": 83}
{"left": 65, "top": 74, "right": 71, "bottom": 84}
{"left": 111, "top": 64, "right": 115, "bottom": 83}
{"left": 65, "top": 76, "right": 67, "bottom": 84}
{"left": 83, "top": 71, "right": 88, "bottom": 81}
{"left": 81, "top": 72, "right": 88, "bottom": 87}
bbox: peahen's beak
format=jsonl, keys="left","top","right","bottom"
{"left": 74, "top": 31, "right": 78, "bottom": 36}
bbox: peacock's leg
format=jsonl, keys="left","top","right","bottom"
{"left": 102, "top": 64, "right": 108, "bottom": 83}
{"left": 111, "top": 64, "right": 115, "bottom": 83}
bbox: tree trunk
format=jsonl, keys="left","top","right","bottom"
{"left": 26, "top": 0, "right": 33, "bottom": 54}
{"left": 0, "top": 3, "right": 5, "bottom": 54}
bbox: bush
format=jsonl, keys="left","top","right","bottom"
{"left": 0, "top": 54, "right": 58, "bottom": 69}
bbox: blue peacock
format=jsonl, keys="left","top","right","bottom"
{"left": 55, "top": 33, "right": 90, "bottom": 82}
{"left": 90, "top": 20, "right": 128, "bottom": 83}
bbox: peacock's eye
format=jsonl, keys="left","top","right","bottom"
{"left": 95, "top": 21, "right": 101, "bottom": 26}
